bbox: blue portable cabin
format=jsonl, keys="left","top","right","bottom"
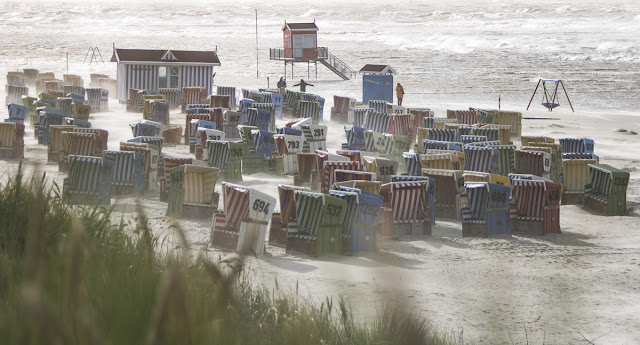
{"left": 360, "top": 64, "right": 396, "bottom": 104}
{"left": 111, "top": 47, "right": 221, "bottom": 104}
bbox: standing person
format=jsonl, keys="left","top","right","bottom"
{"left": 277, "top": 76, "right": 287, "bottom": 95}
{"left": 293, "top": 79, "right": 314, "bottom": 92}
{"left": 396, "top": 82, "right": 405, "bottom": 106}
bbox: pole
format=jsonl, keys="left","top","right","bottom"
{"left": 66, "top": 52, "right": 69, "bottom": 75}
{"left": 560, "top": 80, "right": 575, "bottom": 112}
{"left": 526, "top": 79, "right": 541, "bottom": 110}
{"left": 255, "top": 9, "right": 259, "bottom": 79}
{"left": 499, "top": 95, "right": 501, "bottom": 110}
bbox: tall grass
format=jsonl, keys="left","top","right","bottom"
{"left": 0, "top": 166, "right": 456, "bottom": 345}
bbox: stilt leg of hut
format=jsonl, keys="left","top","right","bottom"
{"left": 560, "top": 80, "right": 575, "bottom": 112}
{"left": 315, "top": 61, "right": 318, "bottom": 80}
{"left": 308, "top": 61, "right": 310, "bottom": 79}
{"left": 526, "top": 79, "right": 541, "bottom": 110}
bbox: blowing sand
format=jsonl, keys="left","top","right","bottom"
{"left": 3, "top": 102, "right": 639, "bottom": 344}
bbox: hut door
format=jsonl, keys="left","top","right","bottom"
{"left": 293, "top": 35, "right": 304, "bottom": 58}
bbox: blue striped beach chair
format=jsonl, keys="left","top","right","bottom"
{"left": 560, "top": 138, "right": 595, "bottom": 154}
{"left": 460, "top": 135, "right": 487, "bottom": 145}
{"left": 63, "top": 155, "right": 114, "bottom": 205}
{"left": 103, "top": 150, "right": 145, "bottom": 196}
{"left": 352, "top": 108, "right": 369, "bottom": 127}
{"left": 464, "top": 145, "right": 499, "bottom": 173}
{"left": 296, "top": 100, "right": 321, "bottom": 124}
{"left": 363, "top": 110, "right": 390, "bottom": 133}
{"left": 422, "top": 139, "right": 461, "bottom": 153}
{"left": 427, "top": 128, "right": 458, "bottom": 143}
{"left": 368, "top": 100, "right": 389, "bottom": 114}
{"left": 251, "top": 130, "right": 278, "bottom": 157}
{"left": 343, "top": 126, "right": 366, "bottom": 151}
{"left": 7, "top": 103, "right": 28, "bottom": 120}
{"left": 205, "top": 140, "right": 230, "bottom": 170}
{"left": 461, "top": 182, "right": 511, "bottom": 237}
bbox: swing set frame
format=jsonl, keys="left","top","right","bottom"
{"left": 526, "top": 79, "right": 574, "bottom": 112}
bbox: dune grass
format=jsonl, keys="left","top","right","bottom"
{"left": 0, "top": 165, "right": 457, "bottom": 345}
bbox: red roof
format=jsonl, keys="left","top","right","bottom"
{"left": 284, "top": 22, "right": 319, "bottom": 31}
{"left": 112, "top": 48, "right": 220, "bottom": 65}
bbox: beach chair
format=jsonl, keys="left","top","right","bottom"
{"left": 298, "top": 124, "right": 327, "bottom": 152}
{"left": 342, "top": 126, "right": 366, "bottom": 151}
{"left": 0, "top": 122, "right": 25, "bottom": 159}
{"left": 47, "top": 125, "right": 77, "bottom": 162}
{"left": 380, "top": 181, "right": 431, "bottom": 239}
{"left": 515, "top": 149, "right": 551, "bottom": 179}
{"left": 269, "top": 185, "right": 308, "bottom": 247}
{"left": 463, "top": 145, "right": 499, "bottom": 173}
{"left": 120, "top": 142, "right": 159, "bottom": 192}
{"left": 247, "top": 108, "right": 271, "bottom": 132}
{"left": 166, "top": 164, "right": 220, "bottom": 218}
{"left": 216, "top": 86, "right": 237, "bottom": 108}
{"left": 62, "top": 155, "right": 114, "bottom": 206}
{"left": 8, "top": 103, "right": 28, "bottom": 122}
{"left": 420, "top": 153, "right": 457, "bottom": 170}
{"left": 492, "top": 110, "right": 522, "bottom": 137}
{"left": 211, "top": 183, "right": 276, "bottom": 255}
{"left": 321, "top": 161, "right": 363, "bottom": 194}
{"left": 158, "top": 88, "right": 182, "bottom": 108}
{"left": 60, "top": 132, "right": 97, "bottom": 171}
{"left": 74, "top": 128, "right": 108, "bottom": 156}
{"left": 478, "top": 124, "right": 512, "bottom": 145}
{"left": 460, "top": 135, "right": 487, "bottom": 146}
{"left": 85, "top": 88, "right": 108, "bottom": 113}
{"left": 561, "top": 159, "right": 597, "bottom": 204}
{"left": 510, "top": 180, "right": 562, "bottom": 235}
{"left": 127, "top": 136, "right": 163, "bottom": 155}
{"left": 526, "top": 142, "right": 563, "bottom": 183}
{"left": 362, "top": 110, "right": 390, "bottom": 133}
{"left": 251, "top": 103, "right": 276, "bottom": 131}
{"left": 294, "top": 152, "right": 319, "bottom": 188}
{"left": 331, "top": 95, "right": 354, "bottom": 123}
{"left": 181, "top": 86, "right": 208, "bottom": 112}
{"left": 131, "top": 120, "right": 164, "bottom": 138}
{"left": 144, "top": 100, "right": 170, "bottom": 125}
{"left": 5, "top": 85, "right": 29, "bottom": 105}
{"left": 384, "top": 133, "right": 412, "bottom": 161}
{"left": 461, "top": 182, "right": 511, "bottom": 237}
{"left": 333, "top": 169, "right": 376, "bottom": 185}
{"left": 159, "top": 156, "right": 192, "bottom": 201}
{"left": 559, "top": 138, "right": 595, "bottom": 154}
{"left": 364, "top": 130, "right": 386, "bottom": 153}
{"left": 363, "top": 156, "right": 399, "bottom": 183}
{"left": 210, "top": 95, "right": 230, "bottom": 109}
{"left": 286, "top": 191, "right": 342, "bottom": 257}
{"left": 583, "top": 164, "right": 630, "bottom": 216}
{"left": 388, "top": 113, "right": 412, "bottom": 137}
{"left": 103, "top": 150, "right": 145, "bottom": 196}
{"left": 391, "top": 175, "right": 437, "bottom": 226}
{"left": 250, "top": 129, "right": 277, "bottom": 157}
{"left": 422, "top": 139, "right": 461, "bottom": 153}
{"left": 562, "top": 153, "right": 599, "bottom": 162}
{"left": 422, "top": 168, "right": 465, "bottom": 219}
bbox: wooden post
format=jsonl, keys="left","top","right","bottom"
{"left": 526, "top": 79, "right": 541, "bottom": 110}
{"left": 560, "top": 80, "right": 575, "bottom": 112}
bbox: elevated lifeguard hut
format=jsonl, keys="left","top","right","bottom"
{"left": 270, "top": 20, "right": 356, "bottom": 80}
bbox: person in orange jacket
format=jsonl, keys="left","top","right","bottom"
{"left": 396, "top": 83, "right": 404, "bottom": 106}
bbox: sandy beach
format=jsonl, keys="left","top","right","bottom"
{"left": 2, "top": 100, "right": 639, "bottom": 344}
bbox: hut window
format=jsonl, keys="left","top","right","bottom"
{"left": 158, "top": 67, "right": 179, "bottom": 89}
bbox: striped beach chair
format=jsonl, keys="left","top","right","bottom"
{"left": 368, "top": 100, "right": 388, "bottom": 114}
{"left": 181, "top": 86, "right": 208, "bottom": 112}
{"left": 422, "top": 140, "right": 461, "bottom": 153}
{"left": 583, "top": 164, "right": 629, "bottom": 216}
{"left": 420, "top": 153, "right": 456, "bottom": 170}
{"left": 294, "top": 152, "right": 319, "bottom": 187}
{"left": 422, "top": 168, "right": 465, "bottom": 219}
{"left": 286, "top": 190, "right": 325, "bottom": 257}
{"left": 384, "top": 133, "right": 413, "bottom": 161}
{"left": 327, "top": 190, "right": 359, "bottom": 254}
{"left": 270, "top": 184, "right": 308, "bottom": 247}
{"left": 74, "top": 128, "right": 108, "bottom": 156}
{"left": 166, "top": 164, "right": 220, "bottom": 218}
{"left": 343, "top": 126, "right": 366, "bottom": 151}
{"left": 364, "top": 130, "right": 386, "bottom": 153}
{"left": 391, "top": 175, "right": 437, "bottom": 226}
{"left": 8, "top": 103, "right": 28, "bottom": 120}
{"left": 493, "top": 110, "right": 522, "bottom": 137}
{"left": 388, "top": 113, "right": 412, "bottom": 137}
{"left": 464, "top": 145, "right": 499, "bottom": 173}
{"left": 380, "top": 181, "right": 431, "bottom": 238}
{"left": 210, "top": 95, "right": 230, "bottom": 109}
{"left": 515, "top": 149, "right": 551, "bottom": 179}
{"left": 216, "top": 86, "right": 237, "bottom": 107}
{"left": 460, "top": 135, "right": 487, "bottom": 146}
{"left": 511, "top": 179, "right": 561, "bottom": 235}
{"left": 5, "top": 85, "right": 29, "bottom": 105}
{"left": 352, "top": 108, "right": 369, "bottom": 127}
{"left": 62, "top": 132, "right": 97, "bottom": 168}
{"left": 103, "top": 150, "right": 145, "bottom": 196}
{"left": 299, "top": 124, "right": 327, "bottom": 152}
{"left": 295, "top": 100, "right": 321, "bottom": 124}
{"left": 85, "top": 88, "right": 108, "bottom": 113}
{"left": 321, "top": 161, "right": 363, "bottom": 194}
{"left": 131, "top": 120, "right": 164, "bottom": 138}
{"left": 120, "top": 142, "right": 159, "bottom": 191}
{"left": 562, "top": 159, "right": 597, "bottom": 204}
{"left": 559, "top": 138, "right": 595, "bottom": 154}
{"left": 333, "top": 169, "right": 376, "bottom": 184}
{"left": 56, "top": 97, "right": 74, "bottom": 117}
{"left": 247, "top": 108, "right": 271, "bottom": 132}
{"left": 427, "top": 128, "right": 458, "bottom": 143}
{"left": 521, "top": 135, "right": 554, "bottom": 147}
{"left": 363, "top": 110, "right": 390, "bottom": 133}
{"left": 250, "top": 130, "right": 277, "bottom": 157}
{"left": 363, "top": 156, "right": 399, "bottom": 183}
{"left": 62, "top": 155, "right": 113, "bottom": 205}
{"left": 0, "top": 122, "right": 25, "bottom": 159}
{"left": 454, "top": 110, "right": 478, "bottom": 125}
{"left": 159, "top": 156, "right": 192, "bottom": 200}
{"left": 47, "top": 125, "right": 77, "bottom": 162}
{"left": 461, "top": 182, "right": 511, "bottom": 237}
{"left": 158, "top": 88, "right": 181, "bottom": 108}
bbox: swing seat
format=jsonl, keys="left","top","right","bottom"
{"left": 542, "top": 102, "right": 560, "bottom": 109}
